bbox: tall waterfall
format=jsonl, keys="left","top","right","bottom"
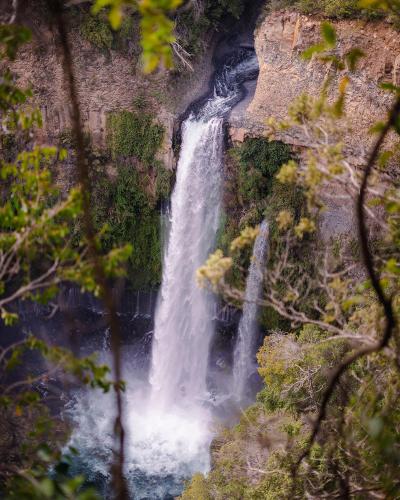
{"left": 150, "top": 49, "right": 259, "bottom": 410}
{"left": 65, "top": 49, "right": 260, "bottom": 500}
{"left": 233, "top": 220, "right": 269, "bottom": 403}
{"left": 150, "top": 118, "right": 223, "bottom": 409}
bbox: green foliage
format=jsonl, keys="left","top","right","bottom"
{"left": 80, "top": 13, "right": 113, "bottom": 49}
{"left": 91, "top": 0, "right": 183, "bottom": 71}
{"left": 92, "top": 164, "right": 164, "bottom": 288}
{"left": 216, "top": 138, "right": 293, "bottom": 259}
{"left": 235, "top": 138, "right": 292, "bottom": 209}
{"left": 180, "top": 473, "right": 211, "bottom": 500}
{"left": 204, "top": 0, "right": 245, "bottom": 24}
{"left": 92, "top": 107, "right": 171, "bottom": 288}
{"left": 194, "top": 16, "right": 400, "bottom": 500}
{"left": 0, "top": 22, "right": 130, "bottom": 498}
{"left": 107, "top": 110, "right": 164, "bottom": 164}
{"left": 5, "top": 446, "right": 100, "bottom": 499}
{"left": 269, "top": 0, "right": 386, "bottom": 19}
{"left": 0, "top": 25, "right": 31, "bottom": 60}
{"left": 176, "top": 0, "right": 246, "bottom": 57}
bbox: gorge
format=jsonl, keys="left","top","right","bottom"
{"left": 1, "top": 1, "right": 400, "bottom": 499}
{"left": 65, "top": 46, "right": 263, "bottom": 499}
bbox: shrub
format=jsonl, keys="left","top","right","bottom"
{"left": 92, "top": 165, "right": 162, "bottom": 289}
{"left": 180, "top": 473, "right": 211, "bottom": 500}
{"left": 176, "top": 0, "right": 246, "bottom": 57}
{"left": 107, "top": 110, "right": 164, "bottom": 165}
{"left": 269, "top": 0, "right": 386, "bottom": 20}
{"left": 80, "top": 14, "right": 113, "bottom": 50}
{"left": 235, "top": 138, "right": 292, "bottom": 209}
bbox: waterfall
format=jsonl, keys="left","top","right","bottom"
{"left": 150, "top": 117, "right": 223, "bottom": 409}
{"left": 150, "top": 49, "right": 259, "bottom": 410}
{"left": 233, "top": 220, "right": 269, "bottom": 403}
{"left": 64, "top": 48, "right": 260, "bottom": 500}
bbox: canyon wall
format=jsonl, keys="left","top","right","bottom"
{"left": 229, "top": 10, "right": 400, "bottom": 162}
{"left": 10, "top": 5, "right": 216, "bottom": 171}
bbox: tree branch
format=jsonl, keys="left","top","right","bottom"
{"left": 46, "top": 2, "right": 128, "bottom": 497}
{"left": 294, "top": 96, "right": 400, "bottom": 473}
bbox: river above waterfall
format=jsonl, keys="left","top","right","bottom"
{"left": 64, "top": 49, "right": 259, "bottom": 499}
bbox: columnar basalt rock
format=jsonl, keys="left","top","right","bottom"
{"left": 9, "top": 5, "right": 217, "bottom": 173}
{"left": 228, "top": 10, "right": 400, "bottom": 160}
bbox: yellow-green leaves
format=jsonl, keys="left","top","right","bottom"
{"left": 294, "top": 217, "right": 316, "bottom": 239}
{"left": 139, "top": 0, "right": 182, "bottom": 72}
{"left": 321, "top": 22, "right": 337, "bottom": 46}
{"left": 196, "top": 249, "right": 232, "bottom": 290}
{"left": 1, "top": 310, "right": 18, "bottom": 326}
{"left": 333, "top": 76, "right": 349, "bottom": 117}
{"left": 92, "top": 0, "right": 183, "bottom": 72}
{"left": 359, "top": 0, "right": 400, "bottom": 11}
{"left": 276, "top": 210, "right": 294, "bottom": 231}
{"left": 345, "top": 47, "right": 365, "bottom": 71}
{"left": 276, "top": 160, "right": 298, "bottom": 184}
{"left": 302, "top": 22, "right": 364, "bottom": 73}
{"left": 230, "top": 225, "right": 260, "bottom": 253}
{"left": 0, "top": 25, "right": 31, "bottom": 61}
{"left": 92, "top": 0, "right": 130, "bottom": 30}
{"left": 302, "top": 22, "right": 337, "bottom": 61}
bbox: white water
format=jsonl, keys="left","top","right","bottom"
{"left": 233, "top": 220, "right": 269, "bottom": 404}
{"left": 65, "top": 49, "right": 259, "bottom": 499}
{"left": 150, "top": 117, "right": 224, "bottom": 410}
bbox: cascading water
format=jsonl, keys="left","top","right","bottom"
{"left": 150, "top": 117, "right": 223, "bottom": 410}
{"left": 65, "top": 48, "right": 259, "bottom": 499}
{"left": 233, "top": 220, "right": 269, "bottom": 404}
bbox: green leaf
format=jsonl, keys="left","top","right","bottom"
{"left": 321, "top": 22, "right": 336, "bottom": 47}
{"left": 302, "top": 43, "right": 326, "bottom": 60}
{"left": 380, "top": 82, "right": 400, "bottom": 93}
{"left": 342, "top": 295, "right": 365, "bottom": 311}
{"left": 386, "top": 258, "right": 400, "bottom": 275}
{"left": 109, "top": 6, "right": 123, "bottom": 30}
{"left": 38, "top": 478, "right": 55, "bottom": 498}
{"left": 369, "top": 121, "right": 386, "bottom": 134}
{"left": 345, "top": 48, "right": 365, "bottom": 71}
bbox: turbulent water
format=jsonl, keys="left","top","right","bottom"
{"left": 66, "top": 49, "right": 259, "bottom": 499}
{"left": 233, "top": 220, "right": 269, "bottom": 404}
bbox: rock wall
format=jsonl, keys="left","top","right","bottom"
{"left": 10, "top": 5, "right": 216, "bottom": 171}
{"left": 229, "top": 10, "right": 400, "bottom": 160}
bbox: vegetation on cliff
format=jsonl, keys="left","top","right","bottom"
{"left": 195, "top": 18, "right": 400, "bottom": 499}
{"left": 218, "top": 138, "right": 292, "bottom": 251}
{"left": 175, "top": 0, "right": 247, "bottom": 58}
{"left": 269, "top": 0, "right": 385, "bottom": 19}
{"left": 0, "top": 0, "right": 190, "bottom": 496}
{"left": 95, "top": 108, "right": 171, "bottom": 288}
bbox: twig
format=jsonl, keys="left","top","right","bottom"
{"left": 294, "top": 96, "right": 400, "bottom": 473}
{"left": 46, "top": 2, "right": 128, "bottom": 498}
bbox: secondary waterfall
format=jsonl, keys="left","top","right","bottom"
{"left": 233, "top": 220, "right": 269, "bottom": 403}
{"left": 150, "top": 49, "right": 259, "bottom": 410}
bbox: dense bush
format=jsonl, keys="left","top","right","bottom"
{"left": 88, "top": 108, "right": 171, "bottom": 288}
{"left": 92, "top": 165, "right": 162, "bottom": 289}
{"left": 107, "top": 110, "right": 164, "bottom": 165}
{"left": 217, "top": 137, "right": 293, "bottom": 252}
{"left": 235, "top": 138, "right": 292, "bottom": 207}
{"left": 80, "top": 14, "right": 113, "bottom": 49}
{"left": 176, "top": 0, "right": 246, "bottom": 57}
{"left": 214, "top": 138, "right": 296, "bottom": 292}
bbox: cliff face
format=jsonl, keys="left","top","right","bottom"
{"left": 229, "top": 10, "right": 400, "bottom": 159}
{"left": 10, "top": 5, "right": 216, "bottom": 171}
